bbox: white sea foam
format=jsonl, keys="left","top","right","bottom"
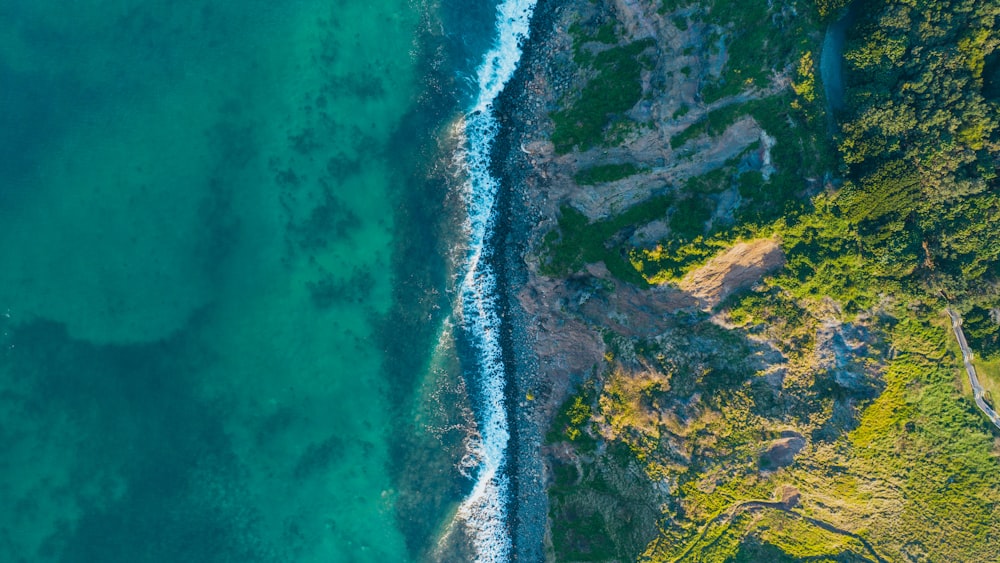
{"left": 453, "top": 0, "right": 536, "bottom": 561}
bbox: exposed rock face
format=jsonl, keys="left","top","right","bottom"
{"left": 612, "top": 0, "right": 657, "bottom": 38}
{"left": 512, "top": 0, "right": 794, "bottom": 223}
{"left": 814, "top": 314, "right": 879, "bottom": 393}
{"left": 503, "top": 0, "right": 888, "bottom": 559}
{"left": 677, "top": 238, "right": 786, "bottom": 308}
{"left": 575, "top": 263, "right": 697, "bottom": 337}
{"left": 762, "top": 433, "right": 806, "bottom": 469}
{"left": 566, "top": 117, "right": 769, "bottom": 220}
{"left": 511, "top": 0, "right": 795, "bottom": 414}
{"left": 521, "top": 276, "right": 605, "bottom": 376}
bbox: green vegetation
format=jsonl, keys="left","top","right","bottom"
{"left": 551, "top": 38, "right": 655, "bottom": 153}
{"left": 545, "top": 0, "right": 1000, "bottom": 561}
{"left": 573, "top": 162, "right": 642, "bottom": 185}
{"left": 548, "top": 440, "right": 660, "bottom": 562}
{"left": 593, "top": 22, "right": 617, "bottom": 45}
{"left": 547, "top": 379, "right": 599, "bottom": 450}
{"left": 666, "top": 506, "right": 877, "bottom": 562}
{"left": 964, "top": 305, "right": 1000, "bottom": 361}
{"left": 776, "top": 196, "right": 880, "bottom": 312}
{"left": 841, "top": 314, "right": 1000, "bottom": 562}
{"left": 630, "top": 235, "right": 729, "bottom": 283}
{"left": 702, "top": 1, "right": 816, "bottom": 103}
{"left": 669, "top": 101, "right": 751, "bottom": 150}
{"left": 540, "top": 197, "right": 674, "bottom": 285}
{"left": 686, "top": 165, "right": 734, "bottom": 194}
{"left": 569, "top": 20, "right": 619, "bottom": 64}
{"left": 659, "top": 0, "right": 832, "bottom": 103}
{"left": 834, "top": 0, "right": 1000, "bottom": 303}
{"left": 671, "top": 195, "right": 714, "bottom": 239}
{"left": 813, "top": 0, "right": 851, "bottom": 19}
{"left": 975, "top": 356, "right": 1000, "bottom": 409}
{"left": 790, "top": 51, "right": 817, "bottom": 103}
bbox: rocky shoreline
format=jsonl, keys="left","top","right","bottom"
{"left": 488, "top": 0, "right": 813, "bottom": 556}
{"left": 474, "top": 0, "right": 1000, "bottom": 559}
{"left": 488, "top": 0, "right": 564, "bottom": 558}
{"left": 487, "top": 0, "right": 797, "bottom": 555}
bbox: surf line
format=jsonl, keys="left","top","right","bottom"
{"left": 454, "top": 0, "right": 536, "bottom": 561}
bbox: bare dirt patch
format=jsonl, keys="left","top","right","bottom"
{"left": 678, "top": 238, "right": 785, "bottom": 308}
{"left": 762, "top": 434, "right": 806, "bottom": 469}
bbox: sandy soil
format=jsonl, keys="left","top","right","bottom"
{"left": 678, "top": 238, "right": 786, "bottom": 308}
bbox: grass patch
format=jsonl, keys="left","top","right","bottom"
{"left": 573, "top": 163, "right": 642, "bottom": 185}
{"left": 699, "top": 0, "right": 815, "bottom": 104}
{"left": 629, "top": 235, "right": 731, "bottom": 285}
{"left": 669, "top": 101, "right": 752, "bottom": 149}
{"left": 540, "top": 196, "right": 674, "bottom": 285}
{"left": 975, "top": 357, "right": 1000, "bottom": 410}
{"left": 844, "top": 314, "right": 1000, "bottom": 561}
{"left": 547, "top": 380, "right": 599, "bottom": 452}
{"left": 552, "top": 39, "right": 655, "bottom": 154}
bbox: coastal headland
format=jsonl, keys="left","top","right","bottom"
{"left": 492, "top": 0, "right": 1000, "bottom": 560}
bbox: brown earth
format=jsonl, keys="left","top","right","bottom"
{"left": 512, "top": 0, "right": 790, "bottom": 419}
{"left": 762, "top": 435, "right": 806, "bottom": 469}
{"left": 677, "top": 238, "right": 786, "bottom": 308}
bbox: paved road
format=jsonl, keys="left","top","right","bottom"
{"left": 946, "top": 308, "right": 1000, "bottom": 430}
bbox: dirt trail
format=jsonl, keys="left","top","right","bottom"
{"left": 672, "top": 499, "right": 887, "bottom": 563}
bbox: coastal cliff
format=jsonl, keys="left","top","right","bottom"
{"left": 498, "top": 0, "right": 1000, "bottom": 560}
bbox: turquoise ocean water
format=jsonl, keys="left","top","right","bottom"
{"left": 0, "top": 0, "right": 534, "bottom": 560}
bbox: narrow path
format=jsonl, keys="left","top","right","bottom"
{"left": 945, "top": 308, "right": 1000, "bottom": 430}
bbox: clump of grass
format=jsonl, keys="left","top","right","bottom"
{"left": 573, "top": 163, "right": 642, "bottom": 185}
{"left": 685, "top": 166, "right": 732, "bottom": 194}
{"left": 698, "top": 0, "right": 811, "bottom": 104}
{"left": 547, "top": 379, "right": 599, "bottom": 450}
{"left": 551, "top": 39, "right": 655, "bottom": 154}
{"left": 670, "top": 100, "right": 753, "bottom": 149}
{"left": 630, "top": 235, "right": 729, "bottom": 283}
{"left": 540, "top": 195, "right": 674, "bottom": 285}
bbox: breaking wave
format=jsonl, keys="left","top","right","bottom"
{"left": 452, "top": 0, "right": 536, "bottom": 561}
